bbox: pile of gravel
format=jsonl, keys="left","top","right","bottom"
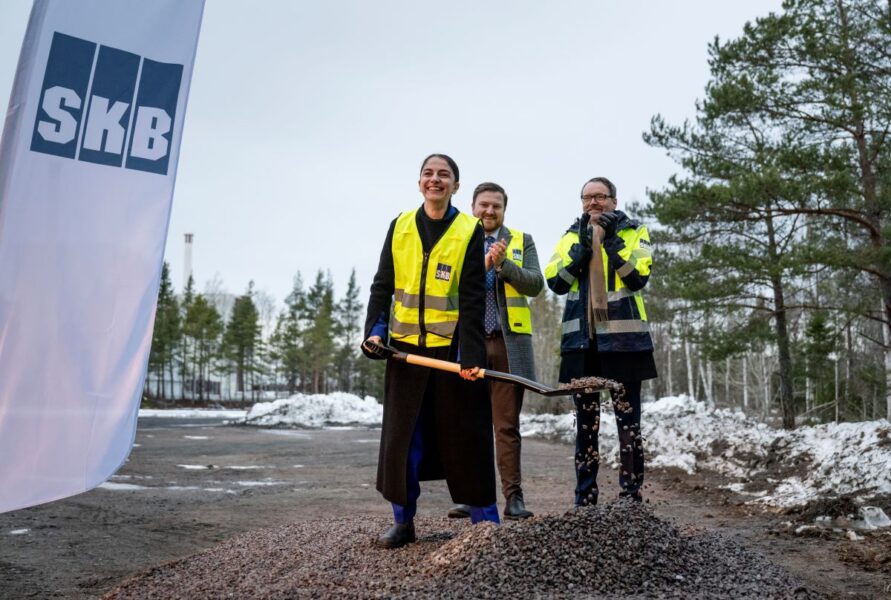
{"left": 106, "top": 502, "right": 821, "bottom": 599}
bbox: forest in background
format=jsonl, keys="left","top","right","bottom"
{"left": 146, "top": 0, "right": 890, "bottom": 429}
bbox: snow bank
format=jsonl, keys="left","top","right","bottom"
{"left": 522, "top": 395, "right": 891, "bottom": 508}
{"left": 242, "top": 392, "right": 383, "bottom": 428}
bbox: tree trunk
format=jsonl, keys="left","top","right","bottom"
{"left": 805, "top": 355, "right": 812, "bottom": 413}
{"left": 885, "top": 321, "right": 891, "bottom": 420}
{"left": 666, "top": 325, "right": 674, "bottom": 396}
{"left": 762, "top": 355, "right": 770, "bottom": 420}
{"left": 765, "top": 210, "right": 796, "bottom": 429}
{"left": 684, "top": 336, "right": 695, "bottom": 399}
{"left": 724, "top": 357, "right": 730, "bottom": 407}
{"left": 698, "top": 359, "right": 713, "bottom": 409}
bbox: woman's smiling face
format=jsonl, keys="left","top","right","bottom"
{"left": 419, "top": 156, "right": 459, "bottom": 203}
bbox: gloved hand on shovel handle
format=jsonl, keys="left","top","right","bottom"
{"left": 362, "top": 336, "right": 386, "bottom": 359}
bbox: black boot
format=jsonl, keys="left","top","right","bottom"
{"left": 503, "top": 493, "right": 534, "bottom": 520}
{"left": 618, "top": 490, "right": 642, "bottom": 503}
{"left": 376, "top": 522, "right": 416, "bottom": 549}
{"left": 447, "top": 504, "right": 471, "bottom": 519}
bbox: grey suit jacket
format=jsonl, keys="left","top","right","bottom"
{"left": 492, "top": 227, "right": 544, "bottom": 381}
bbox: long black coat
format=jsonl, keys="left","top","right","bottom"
{"left": 364, "top": 205, "right": 496, "bottom": 507}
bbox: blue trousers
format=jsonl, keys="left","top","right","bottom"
{"left": 392, "top": 416, "right": 500, "bottom": 525}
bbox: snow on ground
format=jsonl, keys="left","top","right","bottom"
{"left": 139, "top": 408, "right": 247, "bottom": 419}
{"left": 242, "top": 392, "right": 383, "bottom": 428}
{"left": 145, "top": 393, "right": 891, "bottom": 509}
{"left": 522, "top": 395, "right": 891, "bottom": 508}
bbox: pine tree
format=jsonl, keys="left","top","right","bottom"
{"left": 273, "top": 274, "right": 306, "bottom": 394}
{"left": 303, "top": 270, "right": 336, "bottom": 393}
{"left": 693, "top": 0, "right": 891, "bottom": 417}
{"left": 642, "top": 0, "right": 891, "bottom": 426}
{"left": 803, "top": 311, "right": 837, "bottom": 413}
{"left": 148, "top": 262, "right": 181, "bottom": 401}
{"left": 222, "top": 282, "right": 262, "bottom": 403}
{"left": 335, "top": 269, "right": 363, "bottom": 393}
{"left": 184, "top": 294, "right": 223, "bottom": 401}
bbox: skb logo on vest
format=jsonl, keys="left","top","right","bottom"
{"left": 434, "top": 262, "right": 452, "bottom": 282}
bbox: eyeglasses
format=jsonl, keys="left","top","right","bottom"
{"left": 581, "top": 193, "right": 613, "bottom": 203}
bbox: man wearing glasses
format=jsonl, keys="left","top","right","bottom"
{"left": 544, "top": 176, "right": 656, "bottom": 507}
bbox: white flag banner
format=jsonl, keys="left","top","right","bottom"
{"left": 0, "top": 0, "right": 204, "bottom": 513}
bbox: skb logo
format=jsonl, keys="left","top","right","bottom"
{"left": 30, "top": 32, "right": 183, "bottom": 175}
{"left": 434, "top": 263, "right": 452, "bottom": 282}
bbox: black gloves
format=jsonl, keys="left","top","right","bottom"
{"left": 577, "top": 213, "right": 592, "bottom": 249}
{"left": 603, "top": 235, "right": 626, "bottom": 255}
{"left": 566, "top": 243, "right": 593, "bottom": 276}
{"left": 598, "top": 211, "right": 623, "bottom": 239}
{"left": 568, "top": 242, "right": 592, "bottom": 262}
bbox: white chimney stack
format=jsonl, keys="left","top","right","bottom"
{"left": 183, "top": 233, "right": 193, "bottom": 291}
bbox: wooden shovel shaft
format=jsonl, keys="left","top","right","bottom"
{"left": 387, "top": 346, "right": 609, "bottom": 397}
{"left": 402, "top": 353, "right": 488, "bottom": 378}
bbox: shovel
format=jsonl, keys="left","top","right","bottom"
{"left": 364, "top": 341, "right": 621, "bottom": 397}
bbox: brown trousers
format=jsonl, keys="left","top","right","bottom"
{"left": 485, "top": 334, "right": 524, "bottom": 501}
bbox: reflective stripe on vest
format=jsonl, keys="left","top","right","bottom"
{"left": 502, "top": 227, "right": 533, "bottom": 335}
{"left": 390, "top": 209, "right": 477, "bottom": 347}
{"left": 549, "top": 224, "right": 652, "bottom": 346}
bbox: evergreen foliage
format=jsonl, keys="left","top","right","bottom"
{"left": 148, "top": 262, "right": 180, "bottom": 400}
{"left": 222, "top": 282, "right": 262, "bottom": 402}
{"left": 183, "top": 294, "right": 223, "bottom": 401}
{"left": 644, "top": 0, "right": 891, "bottom": 426}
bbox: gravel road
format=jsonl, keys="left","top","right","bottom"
{"left": 1, "top": 416, "right": 888, "bottom": 598}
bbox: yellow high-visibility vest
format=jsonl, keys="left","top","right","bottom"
{"left": 545, "top": 223, "right": 653, "bottom": 352}
{"left": 501, "top": 228, "right": 533, "bottom": 334}
{"left": 390, "top": 209, "right": 477, "bottom": 347}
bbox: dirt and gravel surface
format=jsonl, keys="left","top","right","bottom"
{"left": 1, "top": 415, "right": 889, "bottom": 598}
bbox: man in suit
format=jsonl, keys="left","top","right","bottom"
{"left": 449, "top": 182, "right": 544, "bottom": 520}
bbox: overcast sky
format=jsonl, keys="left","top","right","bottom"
{"left": 0, "top": 0, "right": 783, "bottom": 309}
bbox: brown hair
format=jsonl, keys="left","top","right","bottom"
{"left": 472, "top": 181, "right": 508, "bottom": 208}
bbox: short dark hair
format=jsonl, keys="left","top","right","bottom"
{"left": 580, "top": 176, "right": 616, "bottom": 199}
{"left": 420, "top": 153, "right": 460, "bottom": 182}
{"left": 472, "top": 182, "right": 508, "bottom": 208}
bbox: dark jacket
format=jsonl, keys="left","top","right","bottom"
{"left": 545, "top": 211, "right": 654, "bottom": 355}
{"left": 363, "top": 204, "right": 495, "bottom": 506}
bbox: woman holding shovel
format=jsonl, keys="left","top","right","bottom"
{"left": 545, "top": 176, "right": 656, "bottom": 507}
{"left": 362, "top": 153, "right": 498, "bottom": 549}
